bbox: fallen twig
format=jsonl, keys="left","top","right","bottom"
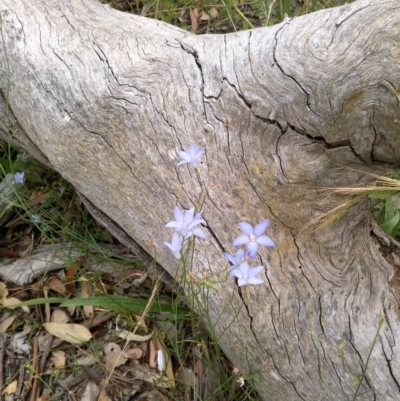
{"left": 28, "top": 337, "right": 39, "bottom": 401}
{"left": 0, "top": 334, "right": 5, "bottom": 401}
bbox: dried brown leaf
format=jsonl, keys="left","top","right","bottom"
{"left": 48, "top": 277, "right": 66, "bottom": 294}
{"left": 50, "top": 309, "right": 69, "bottom": 324}
{"left": 0, "top": 247, "right": 19, "bottom": 258}
{"left": 51, "top": 350, "right": 66, "bottom": 368}
{"left": 81, "top": 382, "right": 99, "bottom": 401}
{"left": 126, "top": 347, "right": 144, "bottom": 360}
{"left": 30, "top": 189, "right": 50, "bottom": 203}
{"left": 0, "top": 282, "right": 8, "bottom": 298}
{"left": 103, "top": 343, "right": 127, "bottom": 368}
{"left": 2, "top": 297, "right": 30, "bottom": 313}
{"left": 209, "top": 7, "right": 219, "bottom": 18}
{"left": 149, "top": 338, "right": 157, "bottom": 369}
{"left": 2, "top": 380, "right": 17, "bottom": 394}
{"left": 0, "top": 316, "right": 15, "bottom": 333}
{"left": 189, "top": 9, "right": 198, "bottom": 34}
{"left": 43, "top": 323, "right": 92, "bottom": 345}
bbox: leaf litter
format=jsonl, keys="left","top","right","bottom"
{"left": 0, "top": 168, "right": 250, "bottom": 401}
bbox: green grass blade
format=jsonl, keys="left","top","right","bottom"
{"left": 8, "top": 296, "right": 190, "bottom": 317}
{"left": 60, "top": 295, "right": 190, "bottom": 315}
{"left": 5, "top": 297, "right": 68, "bottom": 307}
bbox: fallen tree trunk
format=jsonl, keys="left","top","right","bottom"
{"left": 1, "top": 0, "right": 400, "bottom": 399}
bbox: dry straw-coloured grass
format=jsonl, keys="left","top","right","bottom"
{"left": 302, "top": 171, "right": 400, "bottom": 233}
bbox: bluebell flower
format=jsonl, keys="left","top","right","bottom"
{"left": 232, "top": 219, "right": 274, "bottom": 258}
{"left": 224, "top": 249, "right": 250, "bottom": 277}
{"left": 165, "top": 206, "right": 206, "bottom": 239}
{"left": 13, "top": 172, "right": 25, "bottom": 185}
{"left": 231, "top": 263, "right": 265, "bottom": 287}
{"left": 176, "top": 143, "right": 205, "bottom": 168}
{"left": 157, "top": 349, "right": 165, "bottom": 372}
{"left": 163, "top": 232, "right": 183, "bottom": 259}
{"left": 31, "top": 214, "right": 40, "bottom": 224}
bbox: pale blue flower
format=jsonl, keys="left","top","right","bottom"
{"left": 13, "top": 172, "right": 25, "bottom": 185}
{"left": 177, "top": 143, "right": 205, "bottom": 168}
{"left": 166, "top": 206, "right": 206, "bottom": 239}
{"left": 231, "top": 263, "right": 265, "bottom": 287}
{"left": 157, "top": 349, "right": 165, "bottom": 372}
{"left": 31, "top": 214, "right": 40, "bottom": 224}
{"left": 232, "top": 219, "right": 274, "bottom": 258}
{"left": 224, "top": 249, "right": 250, "bottom": 277}
{"left": 163, "top": 232, "right": 183, "bottom": 259}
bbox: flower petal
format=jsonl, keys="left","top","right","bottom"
{"left": 171, "top": 232, "right": 182, "bottom": 247}
{"left": 193, "top": 211, "right": 203, "bottom": 220}
{"left": 192, "top": 227, "right": 206, "bottom": 239}
{"left": 163, "top": 241, "right": 174, "bottom": 251}
{"left": 196, "top": 148, "right": 205, "bottom": 158}
{"left": 165, "top": 221, "right": 181, "bottom": 229}
{"left": 257, "top": 235, "right": 275, "bottom": 247}
{"left": 247, "top": 277, "right": 264, "bottom": 285}
{"left": 238, "top": 262, "right": 250, "bottom": 276}
{"left": 232, "top": 262, "right": 249, "bottom": 279}
{"left": 238, "top": 222, "right": 253, "bottom": 236}
{"left": 176, "top": 160, "right": 188, "bottom": 166}
{"left": 177, "top": 151, "right": 191, "bottom": 161}
{"left": 253, "top": 219, "right": 269, "bottom": 237}
{"left": 188, "top": 218, "right": 205, "bottom": 229}
{"left": 232, "top": 234, "right": 249, "bottom": 247}
{"left": 235, "top": 249, "right": 245, "bottom": 264}
{"left": 249, "top": 265, "right": 265, "bottom": 277}
{"left": 247, "top": 242, "right": 259, "bottom": 258}
{"left": 189, "top": 143, "right": 198, "bottom": 157}
{"left": 232, "top": 269, "right": 242, "bottom": 279}
{"left": 174, "top": 206, "right": 184, "bottom": 223}
{"left": 183, "top": 208, "right": 195, "bottom": 226}
{"left": 224, "top": 252, "right": 236, "bottom": 265}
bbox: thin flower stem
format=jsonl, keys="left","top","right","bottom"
{"left": 351, "top": 317, "right": 385, "bottom": 401}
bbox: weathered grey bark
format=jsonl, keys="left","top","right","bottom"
{"left": 1, "top": 0, "right": 400, "bottom": 399}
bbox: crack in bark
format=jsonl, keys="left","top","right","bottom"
{"left": 269, "top": 303, "right": 282, "bottom": 344}
{"left": 200, "top": 215, "right": 225, "bottom": 255}
{"left": 78, "top": 123, "right": 164, "bottom": 203}
{"left": 78, "top": 192, "right": 177, "bottom": 291}
{"left": 236, "top": 285, "right": 263, "bottom": 350}
{"left": 335, "top": 3, "right": 373, "bottom": 27}
{"left": 222, "top": 77, "right": 252, "bottom": 111}
{"left": 326, "top": 350, "right": 347, "bottom": 398}
{"left": 347, "top": 315, "right": 374, "bottom": 396}
{"left": 272, "top": 23, "right": 316, "bottom": 118}
{"left": 380, "top": 341, "right": 400, "bottom": 393}
{"left": 177, "top": 41, "right": 207, "bottom": 120}
{"left": 248, "top": 31, "right": 275, "bottom": 101}
{"left": 318, "top": 295, "right": 325, "bottom": 337}
{"left": 269, "top": 355, "right": 308, "bottom": 401}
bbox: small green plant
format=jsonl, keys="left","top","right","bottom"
{"left": 303, "top": 172, "right": 400, "bottom": 239}
{"left": 369, "top": 182, "right": 400, "bottom": 238}
{"left": 103, "top": 0, "right": 357, "bottom": 33}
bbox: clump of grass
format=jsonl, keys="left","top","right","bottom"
{"left": 302, "top": 172, "right": 400, "bottom": 239}
{"left": 103, "top": 0, "right": 356, "bottom": 33}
